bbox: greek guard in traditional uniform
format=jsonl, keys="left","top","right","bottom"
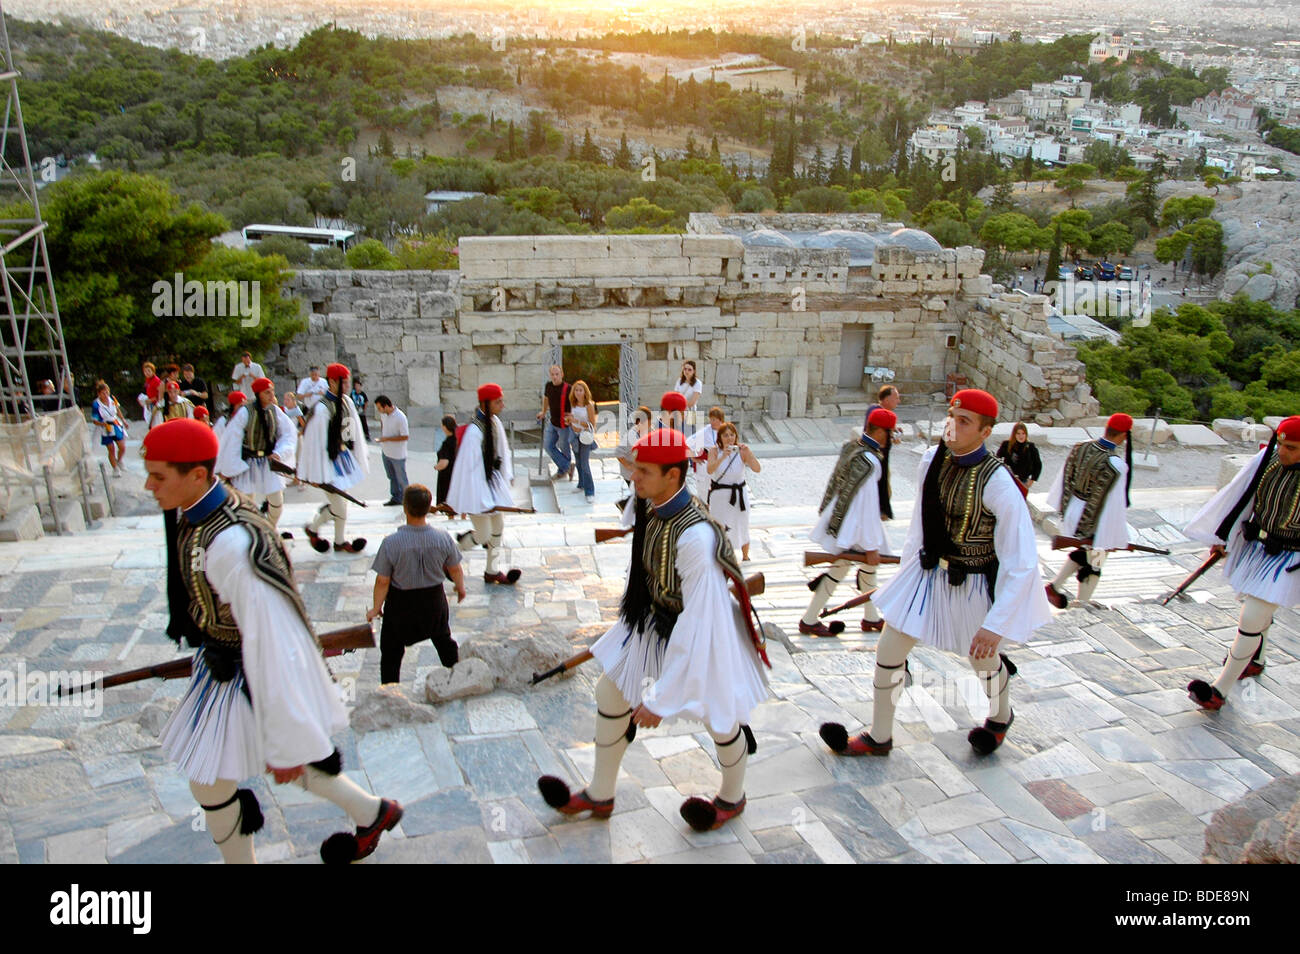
{"left": 300, "top": 363, "right": 369, "bottom": 554}
{"left": 447, "top": 382, "right": 522, "bottom": 585}
{"left": 1184, "top": 416, "right": 1300, "bottom": 710}
{"left": 538, "top": 429, "right": 771, "bottom": 831}
{"left": 216, "top": 376, "right": 296, "bottom": 533}
{"left": 143, "top": 420, "right": 402, "bottom": 864}
{"left": 799, "top": 407, "right": 897, "bottom": 638}
{"left": 820, "top": 390, "right": 1050, "bottom": 757}
{"left": 1044, "top": 413, "right": 1134, "bottom": 608}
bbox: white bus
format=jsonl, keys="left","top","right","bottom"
{"left": 241, "top": 224, "right": 356, "bottom": 251}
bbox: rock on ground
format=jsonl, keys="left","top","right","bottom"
{"left": 1202, "top": 773, "right": 1300, "bottom": 864}
{"left": 351, "top": 684, "right": 438, "bottom": 731}
{"left": 424, "top": 657, "right": 495, "bottom": 702}
{"left": 461, "top": 629, "right": 574, "bottom": 689}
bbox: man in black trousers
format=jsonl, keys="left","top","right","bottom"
{"left": 367, "top": 484, "right": 467, "bottom": 685}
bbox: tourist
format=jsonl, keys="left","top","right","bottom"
{"left": 675, "top": 360, "right": 703, "bottom": 432}
{"left": 996, "top": 421, "right": 1043, "bottom": 490}
{"left": 567, "top": 379, "right": 598, "bottom": 503}
{"left": 435, "top": 414, "right": 458, "bottom": 507}
{"left": 180, "top": 364, "right": 211, "bottom": 416}
{"left": 91, "top": 380, "right": 128, "bottom": 477}
{"left": 537, "top": 364, "right": 574, "bottom": 481}
{"left": 296, "top": 366, "right": 329, "bottom": 412}
{"left": 350, "top": 376, "right": 371, "bottom": 442}
{"left": 690, "top": 406, "right": 726, "bottom": 506}
{"left": 706, "top": 422, "right": 760, "bottom": 561}
{"left": 368, "top": 484, "right": 466, "bottom": 685}
{"left": 374, "top": 395, "right": 410, "bottom": 506}
{"left": 231, "top": 351, "right": 263, "bottom": 398}
{"left": 863, "top": 384, "right": 902, "bottom": 437}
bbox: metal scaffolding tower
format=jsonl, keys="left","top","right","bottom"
{"left": 0, "top": 6, "right": 103, "bottom": 533}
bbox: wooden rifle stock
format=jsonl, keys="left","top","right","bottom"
{"left": 804, "top": 550, "right": 900, "bottom": 567}
{"left": 57, "top": 623, "right": 375, "bottom": 696}
{"left": 1051, "top": 535, "right": 1171, "bottom": 556}
{"left": 819, "top": 588, "right": 878, "bottom": 619}
{"left": 594, "top": 526, "right": 634, "bottom": 543}
{"left": 1161, "top": 551, "right": 1224, "bottom": 605}
{"left": 529, "top": 574, "right": 765, "bottom": 685}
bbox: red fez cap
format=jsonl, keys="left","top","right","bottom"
{"left": 477, "top": 383, "right": 503, "bottom": 402}
{"left": 193, "top": 406, "right": 210, "bottom": 421}
{"left": 632, "top": 428, "right": 689, "bottom": 464}
{"left": 166, "top": 379, "right": 180, "bottom": 391}
{"left": 661, "top": 391, "right": 688, "bottom": 413}
{"left": 867, "top": 408, "right": 898, "bottom": 431}
{"left": 326, "top": 362, "right": 350, "bottom": 380}
{"left": 950, "top": 388, "right": 998, "bottom": 419}
{"left": 227, "top": 391, "right": 247, "bottom": 406}
{"left": 142, "top": 418, "right": 219, "bottom": 463}
{"left": 251, "top": 377, "right": 273, "bottom": 394}
{"left": 1107, "top": 413, "right": 1134, "bottom": 432}
{"left": 1277, "top": 417, "right": 1300, "bottom": 441}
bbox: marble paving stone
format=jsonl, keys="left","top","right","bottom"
{"left": 1106, "top": 792, "right": 1202, "bottom": 839}
{"left": 1230, "top": 683, "right": 1300, "bottom": 723}
{"left": 953, "top": 823, "right": 1016, "bottom": 863}
{"left": 1010, "top": 741, "right": 1101, "bottom": 783}
{"left": 376, "top": 826, "right": 493, "bottom": 864}
{"left": 1001, "top": 819, "right": 1105, "bottom": 864}
{"left": 1017, "top": 657, "right": 1083, "bottom": 689}
{"left": 400, "top": 789, "right": 482, "bottom": 838}
{"left": 1257, "top": 743, "right": 1300, "bottom": 774}
{"left": 743, "top": 744, "right": 836, "bottom": 798}
{"left": 1025, "top": 779, "right": 1095, "bottom": 820}
{"left": 1154, "top": 759, "right": 1250, "bottom": 803}
{"left": 46, "top": 827, "right": 107, "bottom": 864}
{"left": 1068, "top": 775, "right": 1157, "bottom": 807}
{"left": 452, "top": 735, "right": 541, "bottom": 801}
{"left": 416, "top": 724, "right": 466, "bottom": 790}
{"left": 524, "top": 819, "right": 613, "bottom": 865}
{"left": 1148, "top": 838, "right": 1200, "bottom": 863}
{"left": 1146, "top": 725, "right": 1238, "bottom": 761}
{"left": 358, "top": 728, "right": 441, "bottom": 804}
{"left": 979, "top": 820, "right": 1038, "bottom": 861}
{"left": 800, "top": 782, "right": 912, "bottom": 861}
{"left": 966, "top": 767, "right": 1074, "bottom": 837}
{"left": 111, "top": 819, "right": 220, "bottom": 864}
{"left": 908, "top": 832, "right": 982, "bottom": 864}
{"left": 894, "top": 776, "right": 947, "bottom": 809}
{"left": 640, "top": 735, "right": 701, "bottom": 760}
{"left": 653, "top": 842, "right": 757, "bottom": 864}
{"left": 916, "top": 791, "right": 1004, "bottom": 835}
{"left": 740, "top": 792, "right": 808, "bottom": 831}
{"left": 1080, "top": 826, "right": 1171, "bottom": 864}
{"left": 659, "top": 747, "right": 725, "bottom": 793}
{"left": 608, "top": 806, "right": 692, "bottom": 863}
{"left": 906, "top": 742, "right": 978, "bottom": 797}
{"left": 466, "top": 694, "right": 540, "bottom": 735}
{"left": 85, "top": 754, "right": 145, "bottom": 788}
{"left": 487, "top": 838, "right": 530, "bottom": 864}
{"left": 105, "top": 813, "right": 173, "bottom": 858}
{"left": 797, "top": 819, "right": 856, "bottom": 864}
{"left": 1077, "top": 725, "right": 1164, "bottom": 764}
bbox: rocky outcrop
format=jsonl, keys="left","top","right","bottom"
{"left": 1202, "top": 772, "right": 1300, "bottom": 864}
{"left": 351, "top": 684, "right": 439, "bottom": 731}
{"left": 1214, "top": 182, "right": 1300, "bottom": 312}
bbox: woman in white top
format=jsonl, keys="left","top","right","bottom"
{"left": 675, "top": 360, "right": 703, "bottom": 433}
{"left": 567, "top": 379, "right": 598, "bottom": 503}
{"left": 706, "top": 422, "right": 761, "bottom": 560}
{"left": 91, "top": 380, "right": 129, "bottom": 477}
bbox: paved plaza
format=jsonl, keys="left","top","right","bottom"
{"left": 0, "top": 425, "right": 1297, "bottom": 864}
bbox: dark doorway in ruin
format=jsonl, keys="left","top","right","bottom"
{"left": 562, "top": 343, "right": 620, "bottom": 405}
{"left": 838, "top": 327, "right": 872, "bottom": 391}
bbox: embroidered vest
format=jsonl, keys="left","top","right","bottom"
{"left": 241, "top": 404, "right": 278, "bottom": 460}
{"left": 1248, "top": 456, "right": 1300, "bottom": 549}
{"left": 1062, "top": 440, "right": 1120, "bottom": 538}
{"left": 642, "top": 498, "right": 743, "bottom": 625}
{"left": 937, "top": 453, "right": 1002, "bottom": 569}
{"left": 177, "top": 490, "right": 314, "bottom": 647}
{"left": 820, "top": 439, "right": 881, "bottom": 537}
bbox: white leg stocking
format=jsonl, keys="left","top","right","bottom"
{"left": 587, "top": 675, "right": 632, "bottom": 802}
{"left": 192, "top": 779, "right": 255, "bottom": 865}
{"left": 869, "top": 625, "right": 918, "bottom": 743}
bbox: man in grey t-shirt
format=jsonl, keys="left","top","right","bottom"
{"left": 368, "top": 484, "right": 466, "bottom": 684}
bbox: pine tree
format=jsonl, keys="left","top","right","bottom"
{"left": 507, "top": 120, "right": 517, "bottom": 160}
{"left": 830, "top": 143, "right": 847, "bottom": 185}
{"left": 990, "top": 175, "right": 1015, "bottom": 212}
{"left": 580, "top": 128, "right": 602, "bottom": 163}
{"left": 849, "top": 140, "right": 862, "bottom": 177}
{"left": 709, "top": 135, "right": 721, "bottom": 164}
{"left": 1044, "top": 224, "right": 1062, "bottom": 283}
{"left": 614, "top": 132, "right": 633, "bottom": 170}
{"left": 567, "top": 137, "right": 577, "bottom": 161}
{"left": 685, "top": 132, "right": 699, "bottom": 160}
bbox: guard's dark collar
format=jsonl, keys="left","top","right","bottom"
{"left": 859, "top": 435, "right": 881, "bottom": 452}
{"left": 1098, "top": 437, "right": 1117, "bottom": 451}
{"left": 652, "top": 485, "right": 692, "bottom": 519}
{"left": 950, "top": 445, "right": 989, "bottom": 467}
{"left": 183, "top": 481, "right": 227, "bottom": 523}
{"left": 474, "top": 408, "right": 490, "bottom": 425}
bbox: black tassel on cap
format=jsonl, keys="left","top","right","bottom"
{"left": 1216, "top": 428, "right": 1278, "bottom": 541}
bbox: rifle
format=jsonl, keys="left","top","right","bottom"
{"left": 1161, "top": 551, "right": 1224, "bottom": 605}
{"left": 804, "top": 550, "right": 901, "bottom": 567}
{"left": 56, "top": 623, "right": 375, "bottom": 696}
{"left": 529, "top": 573, "right": 765, "bottom": 685}
{"left": 819, "top": 588, "right": 878, "bottom": 619}
{"left": 269, "top": 459, "right": 367, "bottom": 507}
{"left": 435, "top": 503, "right": 535, "bottom": 518}
{"left": 594, "top": 526, "right": 633, "bottom": 543}
{"left": 1051, "top": 535, "right": 1171, "bottom": 556}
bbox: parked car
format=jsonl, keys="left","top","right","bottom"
{"left": 1097, "top": 262, "right": 1116, "bottom": 281}
{"left": 1076, "top": 265, "right": 1094, "bottom": 281}
{"left": 1117, "top": 265, "right": 1135, "bottom": 281}
{"left": 1058, "top": 265, "right": 1073, "bottom": 280}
